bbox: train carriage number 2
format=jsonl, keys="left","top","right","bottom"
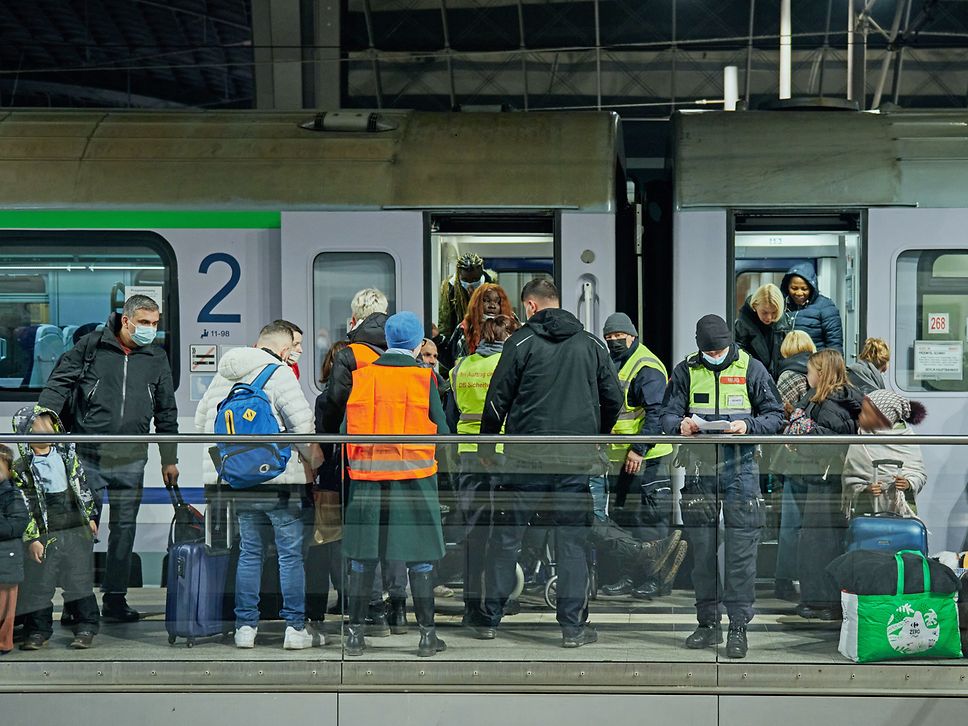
{"left": 197, "top": 252, "right": 242, "bottom": 323}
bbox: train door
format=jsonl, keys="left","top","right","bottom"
{"left": 867, "top": 207, "right": 968, "bottom": 550}
{"left": 280, "top": 211, "right": 424, "bottom": 399}
{"left": 730, "top": 213, "right": 864, "bottom": 359}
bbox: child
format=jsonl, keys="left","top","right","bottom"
{"left": 0, "top": 444, "right": 28, "bottom": 654}
{"left": 13, "top": 406, "right": 99, "bottom": 650}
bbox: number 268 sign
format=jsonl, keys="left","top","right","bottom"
{"left": 928, "top": 313, "right": 949, "bottom": 335}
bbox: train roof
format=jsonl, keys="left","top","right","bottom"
{"left": 0, "top": 110, "right": 622, "bottom": 212}
{"left": 674, "top": 109, "right": 968, "bottom": 209}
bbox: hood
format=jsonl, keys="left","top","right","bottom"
{"left": 779, "top": 351, "right": 810, "bottom": 375}
{"left": 12, "top": 404, "right": 65, "bottom": 459}
{"left": 217, "top": 346, "right": 287, "bottom": 382}
{"left": 475, "top": 340, "right": 504, "bottom": 357}
{"left": 525, "top": 308, "right": 585, "bottom": 342}
{"left": 863, "top": 421, "right": 916, "bottom": 436}
{"left": 781, "top": 262, "right": 820, "bottom": 308}
{"left": 824, "top": 384, "right": 864, "bottom": 417}
{"left": 348, "top": 312, "right": 388, "bottom": 349}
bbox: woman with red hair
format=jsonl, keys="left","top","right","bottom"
{"left": 440, "top": 283, "right": 515, "bottom": 371}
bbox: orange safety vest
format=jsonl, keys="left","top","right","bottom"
{"left": 349, "top": 342, "right": 380, "bottom": 369}
{"left": 345, "top": 364, "right": 438, "bottom": 481}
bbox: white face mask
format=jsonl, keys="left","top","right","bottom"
{"left": 288, "top": 350, "right": 302, "bottom": 365}
{"left": 702, "top": 351, "right": 729, "bottom": 366}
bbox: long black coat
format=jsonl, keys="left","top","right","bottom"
{"left": 734, "top": 297, "right": 789, "bottom": 380}
{"left": 0, "top": 479, "right": 28, "bottom": 584}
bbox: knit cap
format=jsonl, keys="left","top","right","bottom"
{"left": 384, "top": 311, "right": 425, "bottom": 351}
{"left": 867, "top": 389, "right": 926, "bottom": 426}
{"left": 695, "top": 314, "right": 732, "bottom": 351}
{"left": 603, "top": 312, "right": 637, "bottom": 337}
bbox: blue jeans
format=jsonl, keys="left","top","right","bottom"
{"left": 589, "top": 476, "right": 608, "bottom": 523}
{"left": 235, "top": 496, "right": 306, "bottom": 629}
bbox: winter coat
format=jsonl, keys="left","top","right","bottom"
{"left": 846, "top": 360, "right": 885, "bottom": 395}
{"left": 842, "top": 423, "right": 926, "bottom": 516}
{"left": 438, "top": 271, "right": 494, "bottom": 339}
{"left": 439, "top": 320, "right": 469, "bottom": 373}
{"left": 320, "top": 312, "right": 387, "bottom": 434}
{"left": 340, "top": 354, "right": 449, "bottom": 563}
{"left": 776, "top": 352, "right": 811, "bottom": 411}
{"left": 0, "top": 478, "right": 28, "bottom": 584}
{"left": 37, "top": 316, "right": 179, "bottom": 465}
{"left": 783, "top": 386, "right": 863, "bottom": 487}
{"left": 780, "top": 262, "right": 844, "bottom": 352}
{"left": 734, "top": 297, "right": 789, "bottom": 379}
{"left": 480, "top": 308, "right": 624, "bottom": 466}
{"left": 194, "top": 346, "right": 315, "bottom": 490}
{"left": 11, "top": 406, "right": 96, "bottom": 547}
{"left": 610, "top": 340, "right": 668, "bottom": 457}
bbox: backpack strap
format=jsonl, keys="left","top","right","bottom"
{"left": 251, "top": 364, "right": 281, "bottom": 391}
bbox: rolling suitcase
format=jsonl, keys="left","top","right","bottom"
{"left": 846, "top": 458, "right": 928, "bottom": 555}
{"left": 165, "top": 498, "right": 232, "bottom": 647}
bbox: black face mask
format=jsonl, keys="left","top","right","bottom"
{"left": 607, "top": 339, "right": 629, "bottom": 358}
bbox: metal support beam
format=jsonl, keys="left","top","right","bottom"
{"left": 848, "top": 0, "right": 869, "bottom": 108}
{"left": 252, "top": 0, "right": 304, "bottom": 109}
{"left": 594, "top": 0, "right": 602, "bottom": 110}
{"left": 744, "top": 0, "right": 755, "bottom": 105}
{"left": 671, "top": 0, "right": 677, "bottom": 111}
{"left": 362, "top": 0, "right": 384, "bottom": 109}
{"left": 313, "top": 0, "right": 341, "bottom": 109}
{"left": 779, "top": 0, "right": 791, "bottom": 99}
{"left": 817, "top": 0, "right": 833, "bottom": 96}
{"left": 892, "top": 0, "right": 915, "bottom": 105}
{"left": 440, "top": 0, "right": 457, "bottom": 108}
{"left": 516, "top": 0, "right": 528, "bottom": 110}
{"left": 871, "top": 0, "right": 907, "bottom": 109}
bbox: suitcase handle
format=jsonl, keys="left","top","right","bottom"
{"left": 895, "top": 550, "right": 931, "bottom": 597}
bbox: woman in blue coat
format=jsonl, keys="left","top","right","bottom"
{"left": 780, "top": 263, "right": 843, "bottom": 353}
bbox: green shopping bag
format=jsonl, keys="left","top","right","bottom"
{"left": 839, "top": 550, "right": 962, "bottom": 663}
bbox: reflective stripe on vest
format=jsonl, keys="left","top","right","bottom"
{"left": 345, "top": 364, "right": 438, "bottom": 481}
{"left": 608, "top": 344, "right": 673, "bottom": 463}
{"left": 349, "top": 342, "right": 380, "bottom": 369}
{"left": 450, "top": 352, "right": 503, "bottom": 454}
{"left": 686, "top": 349, "right": 753, "bottom": 418}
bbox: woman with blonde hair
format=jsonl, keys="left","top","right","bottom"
{"left": 784, "top": 349, "right": 863, "bottom": 620}
{"left": 734, "top": 283, "right": 788, "bottom": 379}
{"left": 847, "top": 337, "right": 890, "bottom": 394}
{"left": 776, "top": 330, "right": 817, "bottom": 414}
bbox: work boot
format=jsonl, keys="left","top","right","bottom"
{"left": 364, "top": 602, "right": 391, "bottom": 637}
{"left": 409, "top": 569, "right": 446, "bottom": 657}
{"left": 631, "top": 578, "right": 658, "bottom": 600}
{"left": 684, "top": 623, "right": 723, "bottom": 649}
{"left": 657, "top": 541, "right": 688, "bottom": 593}
{"left": 344, "top": 568, "right": 374, "bottom": 657}
{"left": 561, "top": 624, "right": 598, "bottom": 648}
{"left": 388, "top": 597, "right": 409, "bottom": 635}
{"left": 639, "top": 530, "right": 681, "bottom": 573}
{"left": 726, "top": 622, "right": 749, "bottom": 659}
{"left": 600, "top": 577, "right": 634, "bottom": 597}
{"left": 101, "top": 594, "right": 140, "bottom": 623}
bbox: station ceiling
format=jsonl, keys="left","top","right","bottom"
{"left": 2, "top": 0, "right": 968, "bottom": 115}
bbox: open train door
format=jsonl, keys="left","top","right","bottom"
{"left": 280, "top": 210, "right": 425, "bottom": 400}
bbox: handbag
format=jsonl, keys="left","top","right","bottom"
{"left": 312, "top": 490, "right": 343, "bottom": 545}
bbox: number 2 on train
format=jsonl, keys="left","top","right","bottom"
{"left": 197, "top": 252, "right": 242, "bottom": 323}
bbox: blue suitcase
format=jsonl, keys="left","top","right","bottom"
{"left": 847, "top": 512, "right": 928, "bottom": 555}
{"left": 165, "top": 500, "right": 232, "bottom": 647}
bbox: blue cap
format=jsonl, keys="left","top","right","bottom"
{"left": 384, "top": 311, "right": 424, "bottom": 351}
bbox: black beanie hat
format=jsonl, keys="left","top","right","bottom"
{"left": 696, "top": 314, "right": 732, "bottom": 351}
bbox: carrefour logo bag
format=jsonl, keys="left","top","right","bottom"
{"left": 214, "top": 364, "right": 292, "bottom": 489}
{"left": 839, "top": 550, "right": 962, "bottom": 663}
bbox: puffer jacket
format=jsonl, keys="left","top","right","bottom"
{"left": 847, "top": 359, "right": 885, "bottom": 395}
{"left": 734, "top": 296, "right": 789, "bottom": 379}
{"left": 321, "top": 312, "right": 387, "bottom": 434}
{"left": 194, "top": 347, "right": 314, "bottom": 488}
{"left": 842, "top": 423, "right": 925, "bottom": 516}
{"left": 0, "top": 478, "right": 28, "bottom": 584}
{"left": 781, "top": 262, "right": 843, "bottom": 352}
{"left": 11, "top": 406, "right": 96, "bottom": 546}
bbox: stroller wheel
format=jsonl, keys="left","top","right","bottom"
{"left": 544, "top": 576, "right": 558, "bottom": 609}
{"left": 510, "top": 563, "right": 525, "bottom": 601}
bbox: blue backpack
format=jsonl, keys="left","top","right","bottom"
{"left": 214, "top": 364, "right": 292, "bottom": 489}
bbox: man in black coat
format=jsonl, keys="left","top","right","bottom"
{"left": 38, "top": 295, "right": 178, "bottom": 622}
{"left": 479, "top": 279, "right": 623, "bottom": 648}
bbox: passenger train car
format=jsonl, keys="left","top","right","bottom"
{"left": 0, "top": 110, "right": 633, "bottom": 580}
{"left": 3, "top": 108, "right": 968, "bottom": 581}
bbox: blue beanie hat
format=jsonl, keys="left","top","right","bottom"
{"left": 384, "top": 311, "right": 424, "bottom": 351}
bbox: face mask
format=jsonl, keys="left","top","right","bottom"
{"left": 132, "top": 325, "right": 157, "bottom": 346}
{"left": 460, "top": 276, "right": 483, "bottom": 292}
{"left": 288, "top": 350, "right": 302, "bottom": 365}
{"left": 702, "top": 351, "right": 729, "bottom": 366}
{"left": 606, "top": 339, "right": 628, "bottom": 357}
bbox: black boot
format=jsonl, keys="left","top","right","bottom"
{"left": 388, "top": 597, "right": 409, "bottom": 635}
{"left": 726, "top": 621, "right": 749, "bottom": 659}
{"left": 684, "top": 623, "right": 723, "bottom": 649}
{"left": 101, "top": 594, "right": 140, "bottom": 623}
{"left": 344, "top": 569, "right": 373, "bottom": 657}
{"left": 638, "top": 530, "right": 682, "bottom": 573}
{"left": 409, "top": 570, "right": 446, "bottom": 657}
{"left": 600, "top": 577, "right": 634, "bottom": 597}
{"left": 364, "top": 602, "right": 391, "bottom": 637}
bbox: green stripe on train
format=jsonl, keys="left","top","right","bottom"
{"left": 0, "top": 210, "right": 281, "bottom": 229}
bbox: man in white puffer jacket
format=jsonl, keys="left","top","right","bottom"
{"left": 194, "top": 322, "right": 319, "bottom": 650}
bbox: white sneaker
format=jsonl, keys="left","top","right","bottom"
{"left": 284, "top": 625, "right": 314, "bottom": 650}
{"left": 234, "top": 625, "right": 258, "bottom": 649}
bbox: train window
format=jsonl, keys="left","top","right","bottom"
{"left": 312, "top": 252, "right": 397, "bottom": 372}
{"left": 0, "top": 237, "right": 175, "bottom": 393}
{"left": 895, "top": 249, "right": 968, "bottom": 393}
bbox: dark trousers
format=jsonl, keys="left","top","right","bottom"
{"left": 681, "top": 456, "right": 763, "bottom": 625}
{"left": 797, "top": 480, "right": 846, "bottom": 608}
{"left": 457, "top": 453, "right": 499, "bottom": 621}
{"left": 19, "top": 527, "right": 99, "bottom": 639}
{"left": 80, "top": 454, "right": 147, "bottom": 597}
{"left": 483, "top": 463, "right": 593, "bottom": 630}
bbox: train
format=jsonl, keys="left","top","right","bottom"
{"left": 1, "top": 107, "right": 967, "bottom": 584}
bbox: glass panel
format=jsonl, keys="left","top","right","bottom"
{"left": 0, "top": 241, "right": 172, "bottom": 390}
{"left": 312, "top": 251, "right": 396, "bottom": 377}
{"left": 895, "top": 249, "right": 968, "bottom": 392}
